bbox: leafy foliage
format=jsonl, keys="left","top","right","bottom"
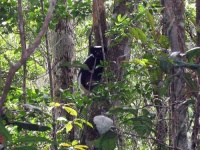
{"left": 0, "top": 0, "right": 199, "bottom": 149}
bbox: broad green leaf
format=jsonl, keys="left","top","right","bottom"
{"left": 72, "top": 140, "right": 79, "bottom": 146}
{"left": 100, "top": 131, "right": 117, "bottom": 150}
{"left": 186, "top": 47, "right": 200, "bottom": 63}
{"left": 74, "top": 121, "right": 83, "bottom": 129}
{"left": 66, "top": 121, "right": 73, "bottom": 132}
{"left": 63, "top": 106, "right": 77, "bottom": 117}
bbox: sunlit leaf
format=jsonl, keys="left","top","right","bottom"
{"left": 63, "top": 106, "right": 77, "bottom": 117}
{"left": 72, "top": 140, "right": 79, "bottom": 146}
{"left": 50, "top": 102, "right": 61, "bottom": 107}
{"left": 74, "top": 121, "right": 83, "bottom": 129}
{"left": 66, "top": 121, "right": 73, "bottom": 132}
{"left": 134, "top": 58, "right": 149, "bottom": 66}
{"left": 75, "top": 118, "right": 93, "bottom": 128}
{"left": 60, "top": 142, "right": 71, "bottom": 147}
{"left": 74, "top": 145, "right": 88, "bottom": 150}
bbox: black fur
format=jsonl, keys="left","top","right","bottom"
{"left": 78, "top": 46, "right": 107, "bottom": 94}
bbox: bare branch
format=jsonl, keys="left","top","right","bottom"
{"left": 0, "top": 0, "right": 58, "bottom": 113}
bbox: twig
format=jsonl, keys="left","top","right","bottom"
{"left": 0, "top": 0, "right": 58, "bottom": 114}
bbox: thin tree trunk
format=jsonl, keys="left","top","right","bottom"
{"left": 82, "top": 1, "right": 108, "bottom": 148}
{"left": 163, "top": 0, "right": 188, "bottom": 149}
{"left": 50, "top": 18, "right": 76, "bottom": 143}
{"left": 93, "top": 0, "right": 107, "bottom": 48}
{"left": 40, "top": 0, "right": 56, "bottom": 148}
{"left": 108, "top": 0, "right": 133, "bottom": 79}
{"left": 191, "top": 0, "right": 200, "bottom": 149}
{"left": 107, "top": 0, "right": 135, "bottom": 149}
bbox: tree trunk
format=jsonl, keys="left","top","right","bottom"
{"left": 163, "top": 0, "right": 188, "bottom": 149}
{"left": 82, "top": 1, "right": 109, "bottom": 148}
{"left": 191, "top": 0, "right": 200, "bottom": 149}
{"left": 107, "top": 0, "right": 133, "bottom": 79}
{"left": 107, "top": 0, "right": 135, "bottom": 149}
{"left": 93, "top": 0, "right": 107, "bottom": 48}
{"left": 50, "top": 18, "right": 76, "bottom": 143}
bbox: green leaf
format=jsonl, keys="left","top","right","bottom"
{"left": 63, "top": 106, "right": 77, "bottom": 117}
{"left": 66, "top": 121, "right": 73, "bottom": 132}
{"left": 158, "top": 35, "right": 169, "bottom": 48}
{"left": 146, "top": 11, "right": 154, "bottom": 30}
{"left": 0, "top": 124, "right": 12, "bottom": 142}
{"left": 128, "top": 116, "right": 153, "bottom": 137}
{"left": 117, "top": 14, "right": 122, "bottom": 22}
{"left": 186, "top": 47, "right": 200, "bottom": 63}
{"left": 99, "top": 131, "right": 117, "bottom": 150}
{"left": 129, "top": 27, "right": 139, "bottom": 39}
{"left": 60, "top": 143, "right": 71, "bottom": 147}
{"left": 72, "top": 140, "right": 79, "bottom": 146}
{"left": 109, "top": 106, "right": 138, "bottom": 116}
{"left": 68, "top": 0, "right": 73, "bottom": 6}
{"left": 135, "top": 28, "right": 147, "bottom": 44}
{"left": 50, "top": 102, "right": 61, "bottom": 107}
{"left": 117, "top": 14, "right": 127, "bottom": 22}
{"left": 75, "top": 118, "right": 93, "bottom": 128}
{"left": 74, "top": 145, "right": 88, "bottom": 150}
{"left": 134, "top": 58, "right": 149, "bottom": 66}
{"left": 74, "top": 121, "right": 83, "bottom": 129}
{"left": 159, "top": 56, "right": 171, "bottom": 73}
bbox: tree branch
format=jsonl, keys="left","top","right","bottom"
{"left": 0, "top": 0, "right": 58, "bottom": 113}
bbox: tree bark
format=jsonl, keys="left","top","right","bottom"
{"left": 0, "top": 0, "right": 58, "bottom": 113}
{"left": 82, "top": 1, "right": 109, "bottom": 147}
{"left": 92, "top": 0, "right": 107, "bottom": 48}
{"left": 191, "top": 0, "right": 200, "bottom": 149}
{"left": 108, "top": 0, "right": 133, "bottom": 82}
{"left": 163, "top": 0, "right": 188, "bottom": 149}
{"left": 107, "top": 0, "right": 134, "bottom": 149}
{"left": 50, "top": 18, "right": 76, "bottom": 143}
